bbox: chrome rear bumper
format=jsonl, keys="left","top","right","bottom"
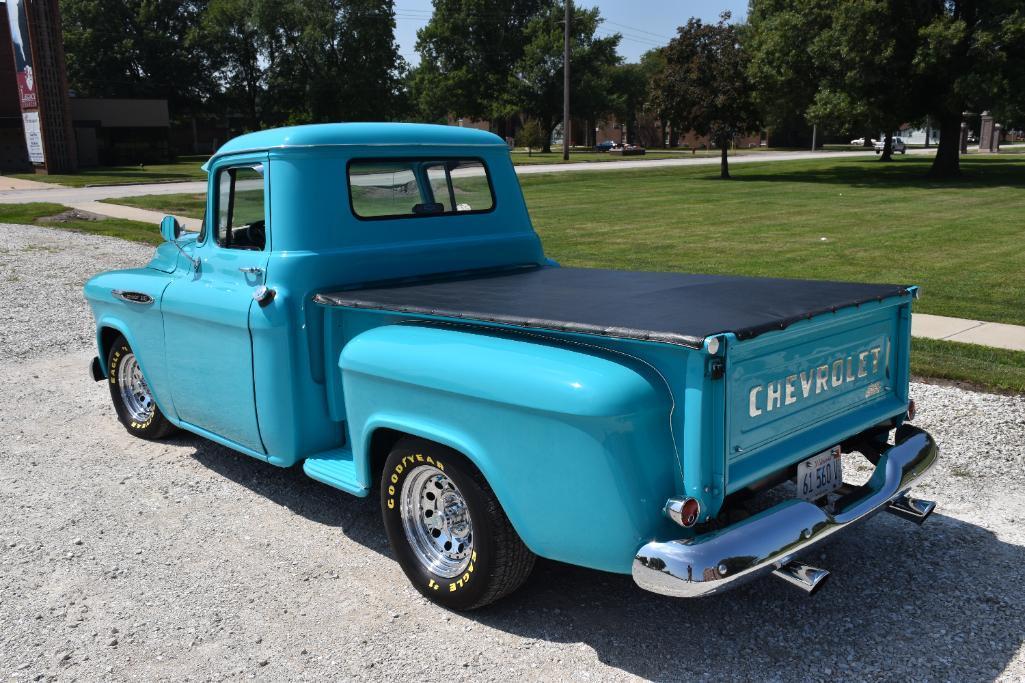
{"left": 632, "top": 425, "right": 938, "bottom": 598}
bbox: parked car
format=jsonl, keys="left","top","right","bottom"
{"left": 850, "top": 137, "right": 867, "bottom": 145}
{"left": 874, "top": 137, "right": 907, "bottom": 154}
{"left": 594, "top": 140, "right": 616, "bottom": 151}
{"left": 84, "top": 123, "right": 938, "bottom": 609}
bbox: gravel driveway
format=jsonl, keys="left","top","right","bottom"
{"left": 2, "top": 222, "right": 1024, "bottom": 682}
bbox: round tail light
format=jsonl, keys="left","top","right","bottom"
{"left": 665, "top": 497, "right": 702, "bottom": 528}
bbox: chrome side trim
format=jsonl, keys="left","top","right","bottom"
{"left": 632, "top": 425, "right": 938, "bottom": 598}
{"left": 111, "top": 290, "right": 154, "bottom": 305}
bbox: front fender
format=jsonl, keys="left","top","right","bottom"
{"left": 340, "top": 324, "right": 681, "bottom": 574}
{"left": 84, "top": 269, "right": 176, "bottom": 421}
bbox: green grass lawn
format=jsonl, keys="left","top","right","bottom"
{"left": 11, "top": 156, "right": 208, "bottom": 187}
{"left": 100, "top": 153, "right": 1025, "bottom": 392}
{"left": 912, "top": 338, "right": 1025, "bottom": 394}
{"left": 0, "top": 203, "right": 160, "bottom": 245}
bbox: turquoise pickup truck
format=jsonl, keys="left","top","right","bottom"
{"left": 84, "top": 123, "right": 938, "bottom": 609}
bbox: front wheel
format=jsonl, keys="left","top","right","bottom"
{"left": 380, "top": 437, "right": 535, "bottom": 610}
{"left": 107, "top": 335, "right": 178, "bottom": 440}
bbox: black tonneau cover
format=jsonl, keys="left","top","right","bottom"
{"left": 314, "top": 266, "right": 909, "bottom": 349}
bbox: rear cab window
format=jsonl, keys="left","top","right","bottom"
{"left": 347, "top": 158, "right": 494, "bottom": 220}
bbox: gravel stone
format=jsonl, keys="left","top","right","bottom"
{"left": 1, "top": 222, "right": 1024, "bottom": 681}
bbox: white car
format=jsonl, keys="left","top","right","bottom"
{"left": 874, "top": 137, "right": 907, "bottom": 154}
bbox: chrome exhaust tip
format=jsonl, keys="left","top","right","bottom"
{"left": 886, "top": 494, "right": 935, "bottom": 526}
{"left": 771, "top": 560, "right": 831, "bottom": 595}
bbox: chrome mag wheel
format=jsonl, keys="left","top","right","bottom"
{"left": 117, "top": 353, "right": 154, "bottom": 424}
{"left": 400, "top": 465, "right": 474, "bottom": 578}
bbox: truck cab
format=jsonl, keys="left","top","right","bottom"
{"left": 85, "top": 123, "right": 937, "bottom": 609}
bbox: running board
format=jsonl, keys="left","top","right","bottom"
{"left": 885, "top": 494, "right": 935, "bottom": 525}
{"left": 303, "top": 448, "right": 368, "bottom": 497}
{"left": 771, "top": 560, "right": 831, "bottom": 595}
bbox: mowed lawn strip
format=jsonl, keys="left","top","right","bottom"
{"left": 0, "top": 202, "right": 161, "bottom": 245}
{"left": 912, "top": 338, "right": 1025, "bottom": 394}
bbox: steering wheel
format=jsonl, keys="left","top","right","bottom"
{"left": 244, "top": 220, "right": 266, "bottom": 249}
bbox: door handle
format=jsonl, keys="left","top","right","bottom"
{"left": 238, "top": 267, "right": 264, "bottom": 275}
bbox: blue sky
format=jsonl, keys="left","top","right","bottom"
{"left": 394, "top": 1, "right": 749, "bottom": 65}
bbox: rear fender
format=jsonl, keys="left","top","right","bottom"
{"left": 341, "top": 325, "right": 680, "bottom": 574}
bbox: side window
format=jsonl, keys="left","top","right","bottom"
{"left": 215, "top": 164, "right": 266, "bottom": 250}
{"left": 348, "top": 158, "right": 494, "bottom": 220}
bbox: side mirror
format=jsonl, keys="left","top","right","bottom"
{"left": 160, "top": 215, "right": 182, "bottom": 242}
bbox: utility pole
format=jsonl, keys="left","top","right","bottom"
{"left": 562, "top": 0, "right": 571, "bottom": 161}
{"left": 811, "top": 124, "right": 817, "bottom": 152}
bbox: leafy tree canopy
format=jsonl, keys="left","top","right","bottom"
{"left": 654, "top": 13, "right": 759, "bottom": 178}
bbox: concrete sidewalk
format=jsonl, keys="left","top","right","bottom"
{"left": 912, "top": 314, "right": 1025, "bottom": 352}
{"left": 68, "top": 201, "right": 202, "bottom": 232}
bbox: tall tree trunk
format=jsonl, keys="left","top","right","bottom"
{"left": 542, "top": 123, "right": 554, "bottom": 154}
{"left": 929, "top": 114, "right": 962, "bottom": 178}
{"left": 863, "top": 131, "right": 873, "bottom": 147}
{"left": 720, "top": 141, "right": 730, "bottom": 179}
{"left": 880, "top": 131, "right": 894, "bottom": 162}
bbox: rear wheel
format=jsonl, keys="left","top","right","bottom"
{"left": 380, "top": 437, "right": 535, "bottom": 610}
{"left": 107, "top": 335, "right": 178, "bottom": 440}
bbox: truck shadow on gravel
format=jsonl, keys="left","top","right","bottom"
{"left": 181, "top": 437, "right": 391, "bottom": 556}
{"left": 480, "top": 512, "right": 1025, "bottom": 681}
{"left": 181, "top": 437, "right": 1022, "bottom": 680}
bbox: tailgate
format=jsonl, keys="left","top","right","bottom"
{"left": 724, "top": 296, "right": 912, "bottom": 492}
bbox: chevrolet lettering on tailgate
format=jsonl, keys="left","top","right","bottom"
{"left": 749, "top": 343, "right": 886, "bottom": 417}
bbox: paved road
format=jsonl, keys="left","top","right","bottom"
{"left": 0, "top": 147, "right": 942, "bottom": 206}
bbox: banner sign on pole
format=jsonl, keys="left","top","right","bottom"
{"left": 6, "top": 0, "right": 38, "bottom": 109}
{"left": 22, "top": 111, "right": 44, "bottom": 163}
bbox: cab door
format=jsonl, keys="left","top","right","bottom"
{"left": 161, "top": 157, "right": 269, "bottom": 453}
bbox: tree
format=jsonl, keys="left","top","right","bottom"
{"left": 804, "top": 1, "right": 929, "bottom": 162}
{"left": 747, "top": 0, "right": 1025, "bottom": 177}
{"left": 514, "top": 118, "right": 545, "bottom": 155}
{"left": 61, "top": 0, "right": 217, "bottom": 116}
{"left": 745, "top": 0, "right": 831, "bottom": 148}
{"left": 913, "top": 0, "right": 1025, "bottom": 176}
{"left": 507, "top": 2, "right": 620, "bottom": 153}
{"left": 261, "top": 0, "right": 406, "bottom": 125}
{"left": 656, "top": 14, "right": 760, "bottom": 178}
{"left": 609, "top": 62, "right": 651, "bottom": 145}
{"left": 413, "top": 0, "right": 548, "bottom": 127}
{"left": 642, "top": 48, "right": 674, "bottom": 147}
{"left": 201, "top": 0, "right": 271, "bottom": 130}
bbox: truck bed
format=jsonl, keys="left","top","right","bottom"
{"left": 313, "top": 266, "right": 909, "bottom": 349}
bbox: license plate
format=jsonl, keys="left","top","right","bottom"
{"left": 796, "top": 446, "right": 843, "bottom": 501}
